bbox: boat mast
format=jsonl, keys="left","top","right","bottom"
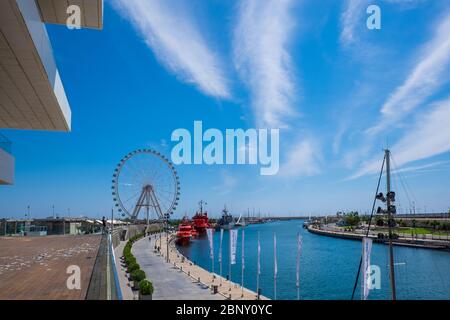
{"left": 385, "top": 149, "right": 397, "bottom": 300}
{"left": 198, "top": 200, "right": 206, "bottom": 214}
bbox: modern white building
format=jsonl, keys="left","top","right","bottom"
{"left": 0, "top": 0, "right": 103, "bottom": 185}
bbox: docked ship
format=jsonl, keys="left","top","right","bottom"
{"left": 176, "top": 216, "right": 193, "bottom": 245}
{"left": 192, "top": 200, "right": 210, "bottom": 235}
{"left": 216, "top": 205, "right": 235, "bottom": 230}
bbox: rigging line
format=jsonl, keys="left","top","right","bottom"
{"left": 351, "top": 154, "right": 386, "bottom": 300}
{"left": 390, "top": 156, "right": 413, "bottom": 209}
{"left": 391, "top": 155, "right": 418, "bottom": 206}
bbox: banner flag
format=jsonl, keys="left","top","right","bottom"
{"left": 274, "top": 233, "right": 277, "bottom": 279}
{"left": 206, "top": 228, "right": 214, "bottom": 259}
{"left": 296, "top": 233, "right": 302, "bottom": 288}
{"left": 219, "top": 229, "right": 223, "bottom": 263}
{"left": 257, "top": 232, "right": 261, "bottom": 275}
{"left": 242, "top": 230, "right": 245, "bottom": 269}
{"left": 230, "top": 229, "right": 238, "bottom": 265}
{"left": 362, "top": 237, "right": 373, "bottom": 300}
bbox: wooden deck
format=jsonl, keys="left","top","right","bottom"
{"left": 0, "top": 235, "right": 101, "bottom": 300}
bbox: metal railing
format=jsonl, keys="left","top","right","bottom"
{"left": 0, "top": 133, "right": 12, "bottom": 153}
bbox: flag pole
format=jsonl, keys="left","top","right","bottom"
{"left": 219, "top": 229, "right": 223, "bottom": 285}
{"left": 274, "top": 233, "right": 277, "bottom": 300}
{"left": 256, "top": 231, "right": 260, "bottom": 300}
{"left": 229, "top": 231, "right": 232, "bottom": 292}
{"left": 296, "top": 233, "right": 302, "bottom": 300}
{"left": 241, "top": 229, "right": 245, "bottom": 297}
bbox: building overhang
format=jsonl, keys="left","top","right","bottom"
{"left": 36, "top": 0, "right": 103, "bottom": 30}
{"left": 0, "top": 0, "right": 103, "bottom": 132}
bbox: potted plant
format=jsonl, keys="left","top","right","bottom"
{"left": 138, "top": 280, "right": 154, "bottom": 300}
{"left": 127, "top": 262, "right": 140, "bottom": 274}
{"left": 131, "top": 269, "right": 146, "bottom": 290}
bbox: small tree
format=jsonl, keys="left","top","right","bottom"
{"left": 139, "top": 280, "right": 154, "bottom": 296}
{"left": 131, "top": 269, "right": 146, "bottom": 283}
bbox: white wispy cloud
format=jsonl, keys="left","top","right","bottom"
{"left": 351, "top": 96, "right": 450, "bottom": 179}
{"left": 213, "top": 170, "right": 238, "bottom": 196}
{"left": 367, "top": 11, "right": 450, "bottom": 135}
{"left": 279, "top": 139, "right": 322, "bottom": 177}
{"left": 113, "top": 0, "right": 230, "bottom": 99}
{"left": 392, "top": 161, "right": 450, "bottom": 174}
{"left": 340, "top": 0, "right": 369, "bottom": 46}
{"left": 233, "top": 0, "right": 298, "bottom": 128}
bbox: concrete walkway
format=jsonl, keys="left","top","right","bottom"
{"left": 133, "top": 236, "right": 224, "bottom": 300}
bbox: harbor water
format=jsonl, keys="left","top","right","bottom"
{"left": 177, "top": 220, "right": 450, "bottom": 300}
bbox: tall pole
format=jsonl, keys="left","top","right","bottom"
{"left": 219, "top": 229, "right": 223, "bottom": 285}
{"left": 274, "top": 233, "right": 277, "bottom": 300}
{"left": 111, "top": 207, "right": 114, "bottom": 236}
{"left": 166, "top": 215, "right": 169, "bottom": 263}
{"left": 241, "top": 230, "right": 245, "bottom": 297}
{"left": 229, "top": 231, "right": 232, "bottom": 292}
{"left": 385, "top": 149, "right": 397, "bottom": 300}
{"left": 257, "top": 231, "right": 260, "bottom": 299}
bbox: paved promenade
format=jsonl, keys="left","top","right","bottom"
{"left": 134, "top": 233, "right": 268, "bottom": 300}
{"left": 132, "top": 235, "right": 224, "bottom": 300}
{"left": 0, "top": 235, "right": 100, "bottom": 299}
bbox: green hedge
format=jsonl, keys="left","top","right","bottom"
{"left": 131, "top": 269, "right": 146, "bottom": 282}
{"left": 127, "top": 261, "right": 140, "bottom": 273}
{"left": 139, "top": 280, "right": 154, "bottom": 295}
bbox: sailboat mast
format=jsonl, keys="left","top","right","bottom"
{"left": 385, "top": 149, "right": 397, "bottom": 300}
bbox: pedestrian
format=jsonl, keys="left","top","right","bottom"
{"left": 102, "top": 216, "right": 106, "bottom": 234}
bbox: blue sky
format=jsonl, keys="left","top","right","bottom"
{"left": 1, "top": 0, "right": 450, "bottom": 219}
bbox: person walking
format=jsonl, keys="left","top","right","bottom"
{"left": 102, "top": 216, "right": 107, "bottom": 234}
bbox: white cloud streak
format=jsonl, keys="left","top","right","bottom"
{"left": 279, "top": 139, "right": 322, "bottom": 178}
{"left": 233, "top": 0, "right": 298, "bottom": 128}
{"left": 340, "top": 0, "right": 368, "bottom": 46}
{"left": 113, "top": 0, "right": 230, "bottom": 99}
{"left": 351, "top": 97, "right": 450, "bottom": 179}
{"left": 367, "top": 11, "right": 450, "bottom": 135}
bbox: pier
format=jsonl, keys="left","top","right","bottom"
{"left": 307, "top": 224, "right": 450, "bottom": 250}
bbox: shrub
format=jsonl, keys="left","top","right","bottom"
{"left": 127, "top": 262, "right": 140, "bottom": 273}
{"left": 139, "top": 280, "right": 154, "bottom": 296}
{"left": 131, "top": 269, "right": 146, "bottom": 283}
{"left": 124, "top": 254, "right": 136, "bottom": 265}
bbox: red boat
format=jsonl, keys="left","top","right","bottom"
{"left": 192, "top": 200, "right": 210, "bottom": 235}
{"left": 176, "top": 217, "right": 193, "bottom": 245}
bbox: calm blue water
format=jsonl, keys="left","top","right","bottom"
{"left": 177, "top": 220, "right": 450, "bottom": 300}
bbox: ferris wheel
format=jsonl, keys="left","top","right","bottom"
{"left": 112, "top": 149, "right": 180, "bottom": 222}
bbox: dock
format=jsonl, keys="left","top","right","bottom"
{"left": 307, "top": 225, "right": 450, "bottom": 250}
